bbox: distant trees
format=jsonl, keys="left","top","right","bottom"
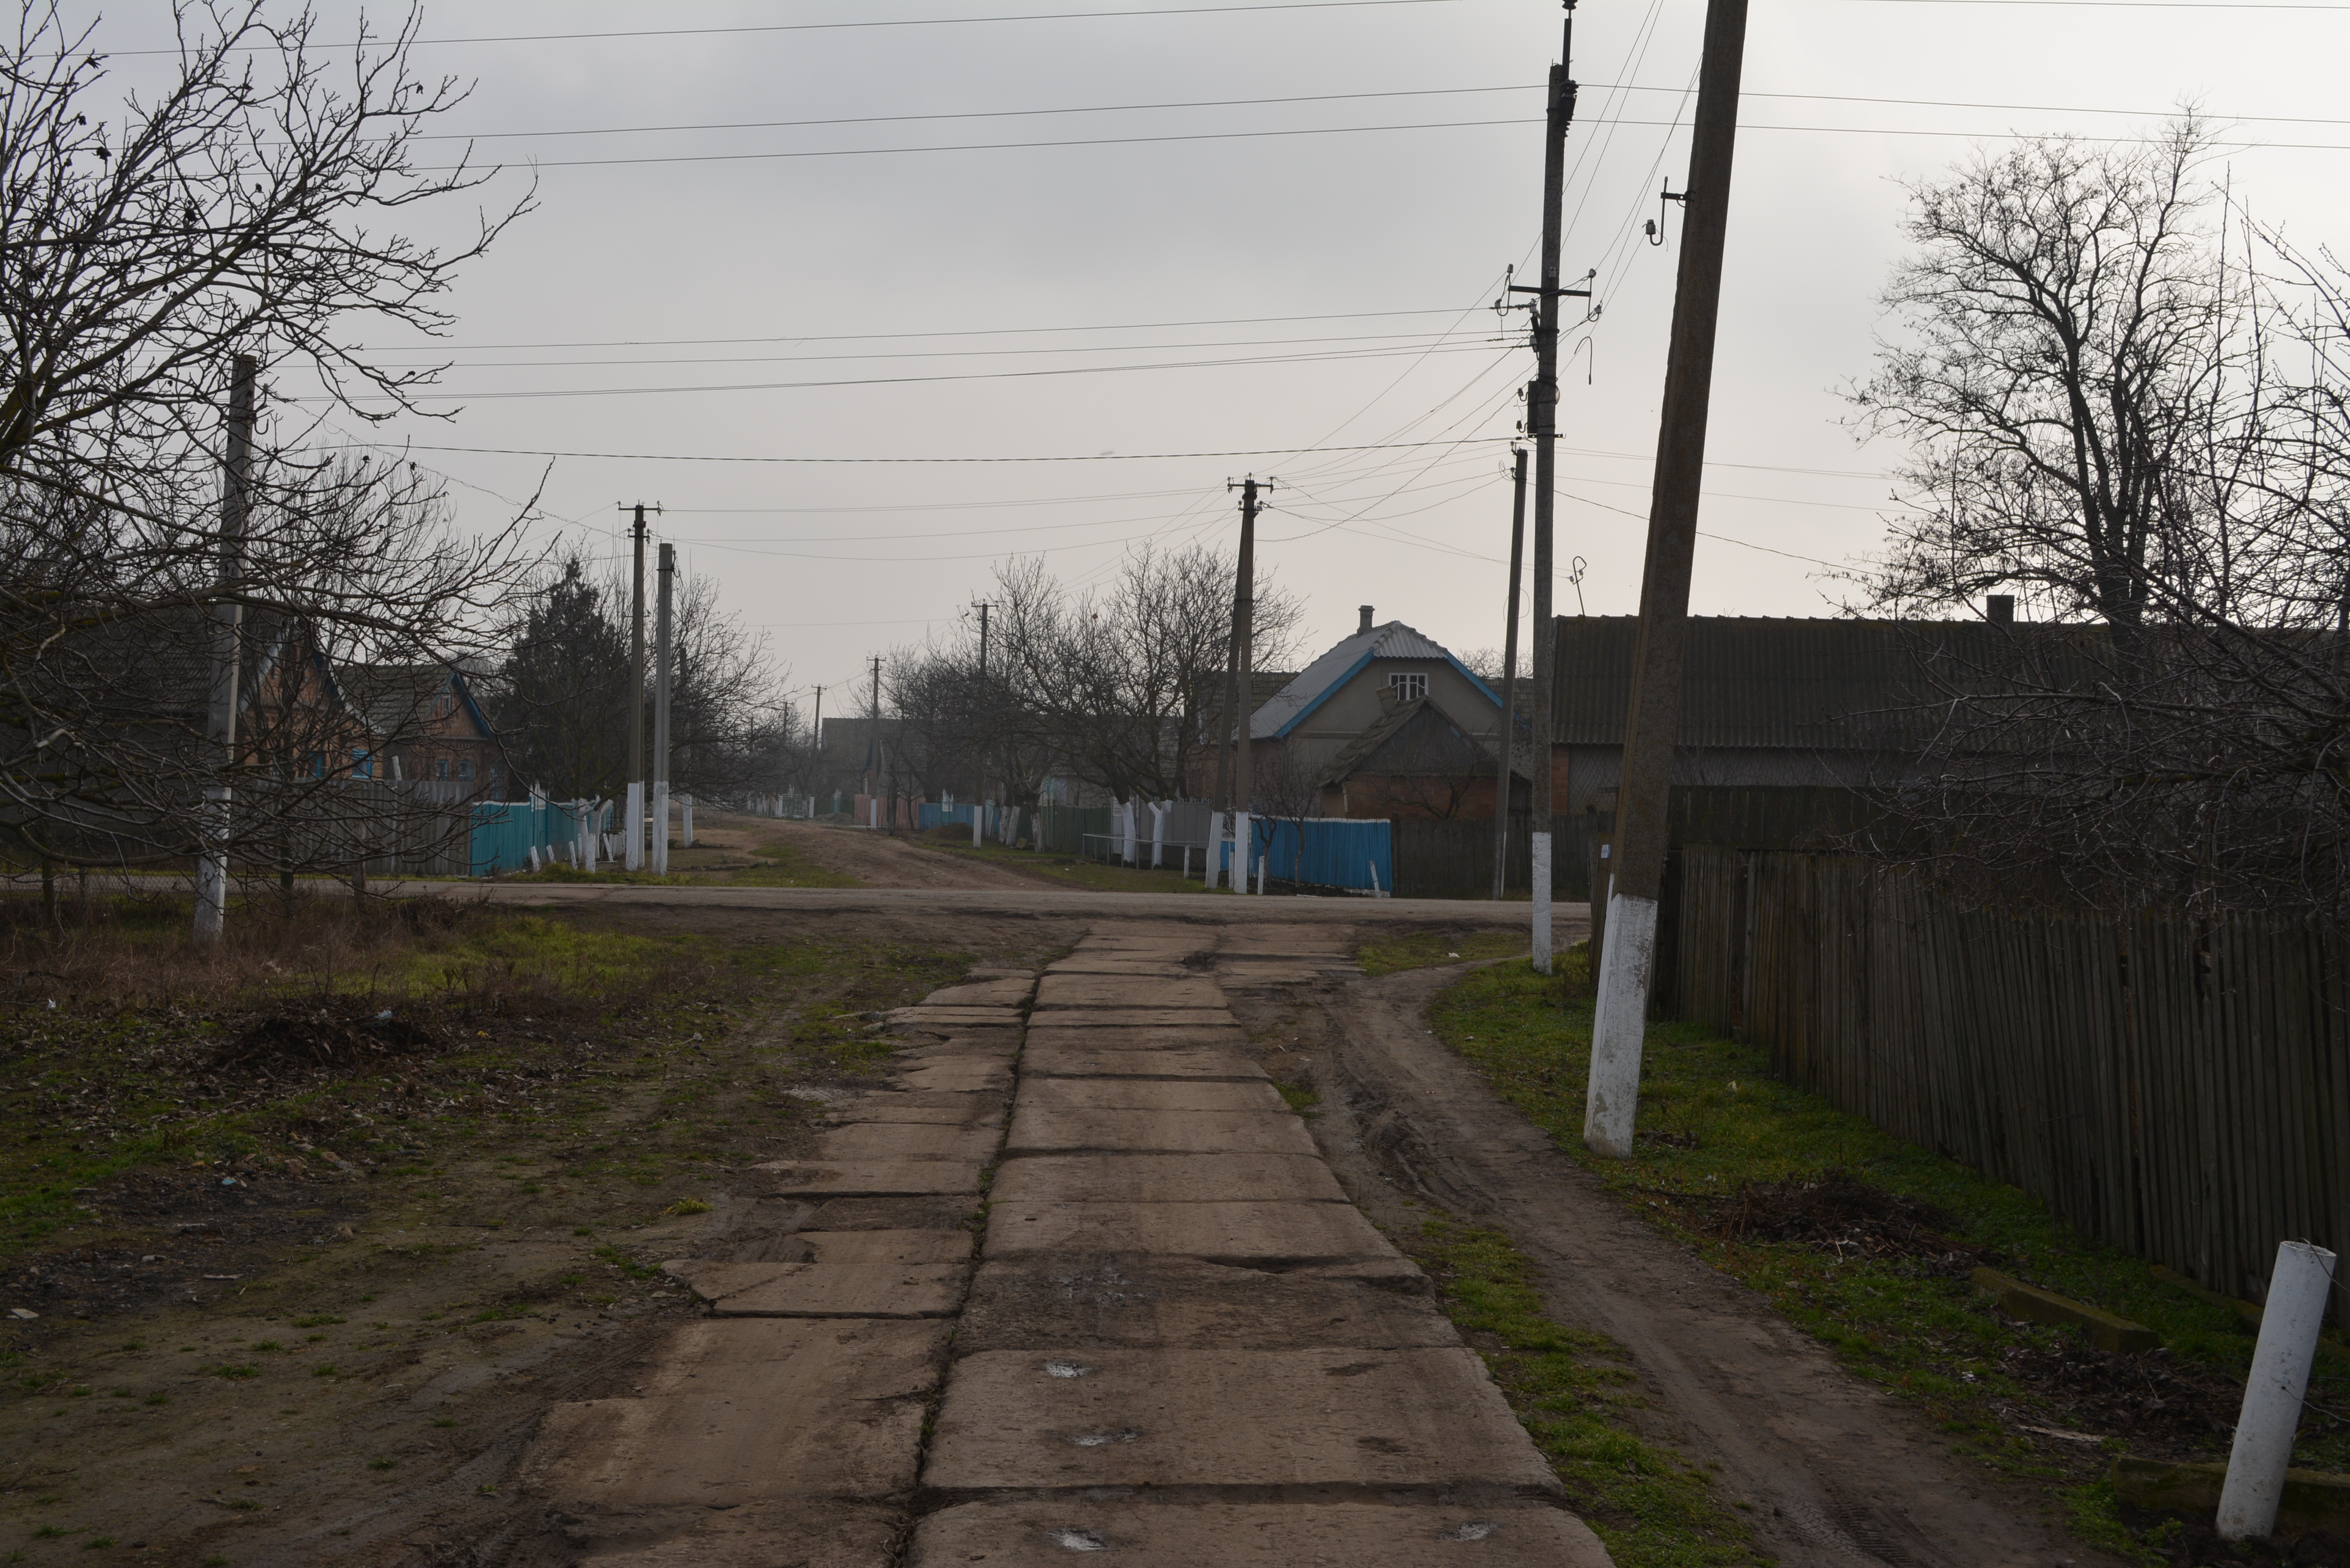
{"left": 1850, "top": 120, "right": 2350, "bottom": 909}
{"left": 881, "top": 544, "right": 1301, "bottom": 814}
{"left": 487, "top": 550, "right": 794, "bottom": 803}
{"left": 0, "top": 2, "right": 537, "bottom": 875}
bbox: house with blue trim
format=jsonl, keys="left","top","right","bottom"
{"left": 1218, "top": 606, "right": 1554, "bottom": 820}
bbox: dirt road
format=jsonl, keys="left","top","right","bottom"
{"left": 722, "top": 817, "right": 1057, "bottom": 891}
{"left": 1299, "top": 963, "right": 2117, "bottom": 1568}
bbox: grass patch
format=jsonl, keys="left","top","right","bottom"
{"left": 1358, "top": 928, "right": 1528, "bottom": 977}
{"left": 1429, "top": 946, "right": 2350, "bottom": 1560}
{"left": 736, "top": 838, "right": 858, "bottom": 889}
{"left": 1407, "top": 1217, "right": 1762, "bottom": 1567}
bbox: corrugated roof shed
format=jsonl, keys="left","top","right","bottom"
{"left": 1549, "top": 616, "right": 2117, "bottom": 750}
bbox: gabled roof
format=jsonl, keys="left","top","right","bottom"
{"left": 338, "top": 662, "right": 496, "bottom": 742}
{"left": 1252, "top": 621, "right": 1496, "bottom": 740}
{"left": 1316, "top": 696, "right": 1496, "bottom": 787}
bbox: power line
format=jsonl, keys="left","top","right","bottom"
{"left": 87, "top": 2, "right": 1486, "bottom": 57}
{"left": 379, "top": 326, "right": 1494, "bottom": 371}
{"left": 408, "top": 82, "right": 2346, "bottom": 149}
{"left": 350, "top": 437, "right": 1522, "bottom": 465}
{"left": 295, "top": 337, "right": 1505, "bottom": 403}
{"left": 411, "top": 116, "right": 2350, "bottom": 174}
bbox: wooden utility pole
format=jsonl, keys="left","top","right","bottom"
{"left": 1224, "top": 476, "right": 1268, "bottom": 892}
{"left": 866, "top": 655, "right": 882, "bottom": 828}
{"left": 1515, "top": 2, "right": 1587, "bottom": 972}
{"left": 1491, "top": 445, "right": 1528, "bottom": 901}
{"left": 619, "top": 502, "right": 658, "bottom": 870}
{"left": 1585, "top": 0, "right": 1749, "bottom": 1158}
{"left": 651, "top": 542, "right": 674, "bottom": 874}
{"left": 194, "top": 353, "right": 256, "bottom": 944}
{"left": 810, "top": 685, "right": 824, "bottom": 813}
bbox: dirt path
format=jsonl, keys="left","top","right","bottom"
{"left": 1315, "top": 961, "right": 2122, "bottom": 1568}
{"left": 735, "top": 818, "right": 1057, "bottom": 891}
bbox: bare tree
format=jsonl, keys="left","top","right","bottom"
{"left": 0, "top": 3, "right": 537, "bottom": 895}
{"left": 1846, "top": 120, "right": 2350, "bottom": 909}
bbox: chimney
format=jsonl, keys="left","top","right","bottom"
{"left": 1358, "top": 605, "right": 1374, "bottom": 635}
{"left": 1987, "top": 594, "right": 2015, "bottom": 626}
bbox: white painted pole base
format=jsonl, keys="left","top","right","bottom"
{"left": 1234, "top": 811, "right": 1252, "bottom": 893}
{"left": 650, "top": 782, "right": 670, "bottom": 874}
{"left": 973, "top": 802, "right": 984, "bottom": 847}
{"left": 2218, "top": 1241, "right": 2339, "bottom": 1540}
{"left": 1529, "top": 831, "right": 1553, "bottom": 973}
{"left": 1585, "top": 890, "right": 1659, "bottom": 1158}
{"left": 682, "top": 796, "right": 694, "bottom": 847}
{"left": 625, "top": 781, "right": 646, "bottom": 870}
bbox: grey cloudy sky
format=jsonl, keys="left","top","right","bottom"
{"left": 78, "top": 0, "right": 2350, "bottom": 704}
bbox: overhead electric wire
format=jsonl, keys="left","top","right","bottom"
{"left": 89, "top": 1, "right": 1486, "bottom": 56}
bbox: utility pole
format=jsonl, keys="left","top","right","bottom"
{"left": 618, "top": 502, "right": 659, "bottom": 870}
{"left": 652, "top": 542, "right": 674, "bottom": 875}
{"left": 810, "top": 685, "right": 824, "bottom": 814}
{"left": 194, "top": 353, "right": 256, "bottom": 944}
{"left": 1491, "top": 446, "right": 1528, "bottom": 901}
{"left": 1512, "top": 2, "right": 1587, "bottom": 972}
{"left": 866, "top": 654, "right": 882, "bottom": 829}
{"left": 1585, "top": 0, "right": 1749, "bottom": 1158}
{"left": 1224, "top": 477, "right": 1268, "bottom": 893}
{"left": 971, "top": 601, "right": 993, "bottom": 845}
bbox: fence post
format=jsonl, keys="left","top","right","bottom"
{"left": 2218, "top": 1242, "right": 2339, "bottom": 1539}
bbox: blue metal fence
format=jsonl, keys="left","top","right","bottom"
{"left": 1218, "top": 817, "right": 1393, "bottom": 894}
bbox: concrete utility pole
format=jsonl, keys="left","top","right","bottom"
{"left": 195, "top": 353, "right": 257, "bottom": 943}
{"left": 619, "top": 502, "right": 658, "bottom": 870}
{"left": 1225, "top": 476, "right": 1269, "bottom": 893}
{"left": 1585, "top": 0, "right": 1749, "bottom": 1159}
{"left": 867, "top": 655, "right": 883, "bottom": 829}
{"left": 1514, "top": 2, "right": 1588, "bottom": 972}
{"left": 972, "top": 601, "right": 993, "bottom": 846}
{"left": 810, "top": 685, "right": 824, "bottom": 813}
{"left": 1491, "top": 445, "right": 1529, "bottom": 901}
{"left": 652, "top": 543, "right": 674, "bottom": 875}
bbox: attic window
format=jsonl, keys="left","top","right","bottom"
{"left": 1389, "top": 672, "right": 1427, "bottom": 702}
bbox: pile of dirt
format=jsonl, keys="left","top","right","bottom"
{"left": 1713, "top": 1169, "right": 1980, "bottom": 1268}
{"left": 1998, "top": 1338, "right": 2241, "bottom": 1455}
{"left": 211, "top": 1004, "right": 444, "bottom": 1071}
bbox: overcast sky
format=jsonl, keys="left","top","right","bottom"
{"left": 75, "top": 0, "right": 2350, "bottom": 707}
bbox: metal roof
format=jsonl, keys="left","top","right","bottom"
{"left": 1548, "top": 615, "right": 2120, "bottom": 750}
{"left": 1252, "top": 621, "right": 1495, "bottom": 740}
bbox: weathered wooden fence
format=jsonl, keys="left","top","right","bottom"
{"left": 1662, "top": 846, "right": 2350, "bottom": 1310}
{"left": 1390, "top": 814, "right": 1587, "bottom": 900}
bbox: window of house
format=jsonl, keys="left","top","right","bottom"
{"left": 434, "top": 757, "right": 450, "bottom": 780}
{"left": 1389, "top": 672, "right": 1428, "bottom": 701}
{"left": 352, "top": 750, "right": 372, "bottom": 779}
{"left": 458, "top": 757, "right": 474, "bottom": 780}
{"left": 307, "top": 752, "right": 326, "bottom": 778}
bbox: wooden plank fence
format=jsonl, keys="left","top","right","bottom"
{"left": 1660, "top": 846, "right": 2350, "bottom": 1312}
{"left": 1390, "top": 814, "right": 1588, "bottom": 901}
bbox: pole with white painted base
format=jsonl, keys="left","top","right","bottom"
{"left": 2217, "top": 1242, "right": 2339, "bottom": 1540}
{"left": 1530, "top": 832, "right": 1552, "bottom": 962}
{"left": 1234, "top": 811, "right": 1252, "bottom": 893}
{"left": 1583, "top": 0, "right": 1747, "bottom": 1158}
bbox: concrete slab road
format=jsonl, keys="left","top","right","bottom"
{"left": 509, "top": 935, "right": 1613, "bottom": 1566}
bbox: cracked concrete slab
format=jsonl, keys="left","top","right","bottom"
{"left": 1021, "top": 1023, "right": 1251, "bottom": 1051}
{"left": 567, "top": 1501, "right": 901, "bottom": 1568}
{"left": 890, "top": 1059, "right": 1014, "bottom": 1094}
{"left": 1034, "top": 973, "right": 1226, "bottom": 1009}
{"left": 991, "top": 1152, "right": 1345, "bottom": 1205}
{"left": 1016, "top": 1077, "right": 1287, "bottom": 1113}
{"left": 1006, "top": 1104, "right": 1317, "bottom": 1155}
{"left": 905, "top": 1498, "right": 1612, "bottom": 1567}
{"left": 923, "top": 1347, "right": 1559, "bottom": 1492}
{"left": 986, "top": 1200, "right": 1398, "bottom": 1264}
{"left": 1023, "top": 1007, "right": 1238, "bottom": 1028}
{"left": 1019, "top": 1042, "right": 1268, "bottom": 1079}
{"left": 663, "top": 1255, "right": 969, "bottom": 1317}
{"left": 756, "top": 1157, "right": 988, "bottom": 1197}
{"left": 819, "top": 1096, "right": 1007, "bottom": 1126}
{"left": 957, "top": 1255, "right": 1460, "bottom": 1351}
{"left": 811, "top": 1122, "right": 1001, "bottom": 1162}
{"left": 518, "top": 1319, "right": 947, "bottom": 1508}
{"left": 919, "top": 978, "right": 1035, "bottom": 1007}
